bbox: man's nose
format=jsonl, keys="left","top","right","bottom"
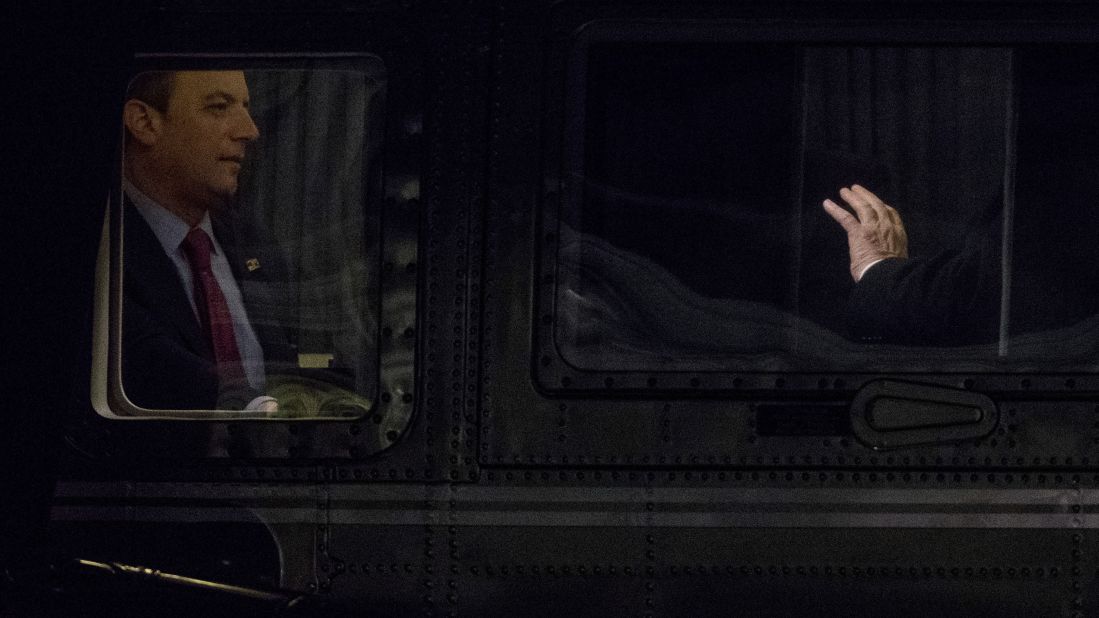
{"left": 233, "top": 109, "right": 260, "bottom": 142}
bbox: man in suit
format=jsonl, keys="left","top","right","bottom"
{"left": 823, "top": 178, "right": 1099, "bottom": 348}
{"left": 121, "top": 70, "right": 293, "bottom": 411}
{"left": 821, "top": 184, "right": 1002, "bottom": 346}
{"left": 819, "top": 46, "right": 1099, "bottom": 350}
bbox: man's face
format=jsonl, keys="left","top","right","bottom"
{"left": 153, "top": 71, "right": 259, "bottom": 210}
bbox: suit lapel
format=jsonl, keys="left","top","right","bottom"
{"left": 123, "top": 202, "right": 210, "bottom": 358}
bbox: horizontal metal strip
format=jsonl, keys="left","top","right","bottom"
{"left": 50, "top": 496, "right": 1066, "bottom": 514}
{"left": 452, "top": 486, "right": 1076, "bottom": 505}
{"left": 57, "top": 482, "right": 1080, "bottom": 505}
{"left": 54, "top": 482, "right": 323, "bottom": 500}
{"left": 52, "top": 506, "right": 1088, "bottom": 528}
{"left": 52, "top": 496, "right": 324, "bottom": 509}
{"left": 51, "top": 506, "right": 319, "bottom": 523}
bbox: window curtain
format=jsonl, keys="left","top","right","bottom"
{"left": 239, "top": 69, "right": 382, "bottom": 388}
{"left": 803, "top": 47, "right": 1012, "bottom": 253}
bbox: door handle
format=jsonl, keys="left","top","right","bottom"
{"left": 850, "top": 380, "right": 998, "bottom": 449}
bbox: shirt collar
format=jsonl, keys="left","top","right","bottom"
{"left": 125, "top": 178, "right": 217, "bottom": 256}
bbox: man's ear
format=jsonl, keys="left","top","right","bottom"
{"left": 122, "top": 99, "right": 162, "bottom": 147}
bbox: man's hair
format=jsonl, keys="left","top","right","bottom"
{"left": 126, "top": 71, "right": 176, "bottom": 112}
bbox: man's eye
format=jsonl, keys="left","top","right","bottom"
{"left": 206, "top": 103, "right": 230, "bottom": 113}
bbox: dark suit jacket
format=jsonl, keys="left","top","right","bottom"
{"left": 121, "top": 202, "right": 297, "bottom": 410}
{"left": 846, "top": 168, "right": 1099, "bottom": 346}
{"left": 847, "top": 243, "right": 1001, "bottom": 346}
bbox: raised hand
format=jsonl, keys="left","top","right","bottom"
{"left": 822, "top": 184, "right": 909, "bottom": 282}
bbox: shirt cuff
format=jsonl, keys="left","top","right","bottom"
{"left": 245, "top": 395, "right": 279, "bottom": 413}
{"left": 855, "top": 258, "right": 888, "bottom": 282}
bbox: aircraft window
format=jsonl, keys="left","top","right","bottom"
{"left": 98, "top": 63, "right": 385, "bottom": 418}
{"left": 551, "top": 36, "right": 1099, "bottom": 374}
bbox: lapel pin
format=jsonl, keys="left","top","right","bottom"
{"left": 246, "top": 258, "right": 261, "bottom": 272}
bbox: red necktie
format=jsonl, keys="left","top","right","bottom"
{"left": 181, "top": 228, "right": 246, "bottom": 385}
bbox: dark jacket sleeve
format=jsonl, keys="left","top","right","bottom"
{"left": 847, "top": 234, "right": 1002, "bottom": 346}
{"left": 122, "top": 294, "right": 222, "bottom": 410}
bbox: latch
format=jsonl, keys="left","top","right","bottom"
{"left": 850, "top": 380, "right": 998, "bottom": 449}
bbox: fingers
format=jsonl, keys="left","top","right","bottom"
{"left": 839, "top": 186, "right": 876, "bottom": 224}
{"left": 822, "top": 198, "right": 858, "bottom": 233}
{"left": 839, "top": 184, "right": 900, "bottom": 225}
{"left": 852, "top": 184, "right": 904, "bottom": 226}
{"left": 884, "top": 205, "right": 902, "bottom": 226}
{"left": 849, "top": 184, "right": 884, "bottom": 204}
{"left": 824, "top": 184, "right": 905, "bottom": 235}
{"left": 851, "top": 184, "right": 904, "bottom": 230}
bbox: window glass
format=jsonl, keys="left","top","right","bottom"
{"left": 110, "top": 65, "right": 383, "bottom": 417}
{"left": 554, "top": 34, "right": 1099, "bottom": 373}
